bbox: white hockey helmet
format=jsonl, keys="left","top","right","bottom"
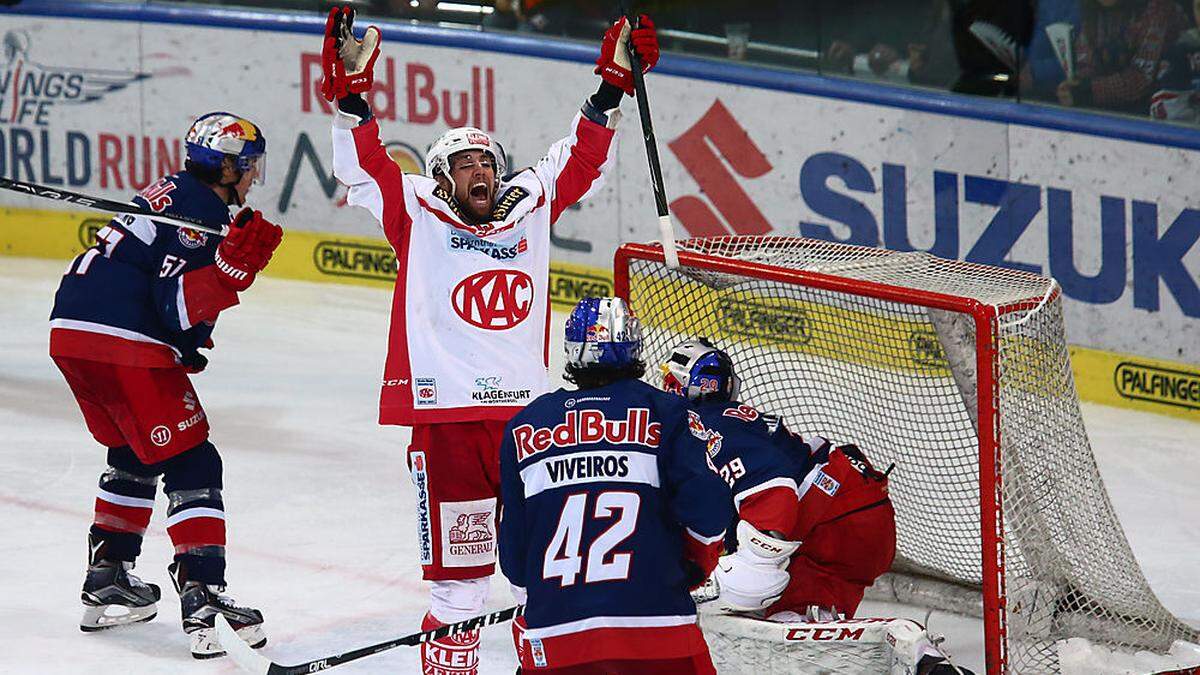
{"left": 564, "top": 297, "right": 643, "bottom": 369}
{"left": 425, "top": 126, "right": 506, "bottom": 180}
{"left": 662, "top": 338, "right": 741, "bottom": 403}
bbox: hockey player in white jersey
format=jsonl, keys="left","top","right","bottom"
{"left": 319, "top": 6, "right": 660, "bottom": 673}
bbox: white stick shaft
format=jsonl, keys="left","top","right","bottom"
{"left": 657, "top": 214, "right": 680, "bottom": 269}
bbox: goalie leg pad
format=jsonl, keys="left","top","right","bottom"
{"left": 699, "top": 612, "right": 971, "bottom": 675}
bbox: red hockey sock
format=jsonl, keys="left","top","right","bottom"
{"left": 421, "top": 611, "right": 480, "bottom": 675}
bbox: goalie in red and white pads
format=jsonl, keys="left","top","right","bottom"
{"left": 662, "top": 339, "right": 973, "bottom": 675}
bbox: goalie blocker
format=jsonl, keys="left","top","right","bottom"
{"left": 700, "top": 613, "right": 974, "bottom": 675}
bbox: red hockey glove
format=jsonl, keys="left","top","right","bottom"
{"left": 213, "top": 208, "right": 283, "bottom": 292}
{"left": 594, "top": 15, "right": 659, "bottom": 96}
{"left": 319, "top": 6, "right": 382, "bottom": 102}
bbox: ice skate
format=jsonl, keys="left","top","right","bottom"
{"left": 80, "top": 534, "right": 160, "bottom": 632}
{"left": 169, "top": 561, "right": 266, "bottom": 659}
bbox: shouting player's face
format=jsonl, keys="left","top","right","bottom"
{"left": 445, "top": 149, "right": 497, "bottom": 221}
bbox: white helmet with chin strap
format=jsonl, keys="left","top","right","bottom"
{"left": 425, "top": 127, "right": 506, "bottom": 181}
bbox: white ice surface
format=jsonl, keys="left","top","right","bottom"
{"left": 1, "top": 257, "right": 1197, "bottom": 674}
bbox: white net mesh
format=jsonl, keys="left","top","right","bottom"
{"left": 619, "top": 236, "right": 1197, "bottom": 673}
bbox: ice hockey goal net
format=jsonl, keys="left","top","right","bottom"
{"left": 614, "top": 236, "right": 1197, "bottom": 674}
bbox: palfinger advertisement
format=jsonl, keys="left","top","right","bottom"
{"left": 0, "top": 7, "right": 1197, "bottom": 418}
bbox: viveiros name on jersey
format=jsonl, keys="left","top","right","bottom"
{"left": 545, "top": 453, "right": 631, "bottom": 483}
{"left": 512, "top": 408, "right": 662, "bottom": 461}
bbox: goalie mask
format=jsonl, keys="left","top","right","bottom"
{"left": 564, "top": 297, "right": 643, "bottom": 369}
{"left": 425, "top": 126, "right": 506, "bottom": 182}
{"left": 662, "top": 338, "right": 741, "bottom": 403}
{"left": 185, "top": 112, "right": 266, "bottom": 185}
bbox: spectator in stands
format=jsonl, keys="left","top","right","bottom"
{"left": 1057, "top": 0, "right": 1188, "bottom": 114}
{"left": 1021, "top": 0, "right": 1083, "bottom": 100}
{"left": 818, "top": 0, "right": 931, "bottom": 83}
{"left": 818, "top": 0, "right": 1032, "bottom": 94}
{"left": 1149, "top": 0, "right": 1200, "bottom": 121}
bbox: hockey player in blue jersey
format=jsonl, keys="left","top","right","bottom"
{"left": 498, "top": 297, "right": 731, "bottom": 674}
{"left": 49, "top": 112, "right": 283, "bottom": 658}
{"left": 661, "top": 340, "right": 973, "bottom": 675}
{"left": 661, "top": 338, "right": 895, "bottom": 621}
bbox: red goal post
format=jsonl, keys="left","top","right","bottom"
{"left": 613, "top": 236, "right": 1197, "bottom": 675}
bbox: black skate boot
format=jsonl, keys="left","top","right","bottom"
{"left": 80, "top": 533, "right": 161, "bottom": 632}
{"left": 168, "top": 560, "right": 266, "bottom": 659}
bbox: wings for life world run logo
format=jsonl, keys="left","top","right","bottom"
{"left": 0, "top": 30, "right": 150, "bottom": 125}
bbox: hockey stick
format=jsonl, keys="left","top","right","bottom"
{"left": 0, "top": 176, "right": 229, "bottom": 236}
{"left": 618, "top": 2, "right": 681, "bottom": 269}
{"left": 217, "top": 605, "right": 525, "bottom": 674}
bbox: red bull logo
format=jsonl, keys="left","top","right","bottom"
{"left": 586, "top": 323, "right": 610, "bottom": 342}
{"left": 217, "top": 118, "right": 258, "bottom": 141}
{"left": 511, "top": 408, "right": 661, "bottom": 462}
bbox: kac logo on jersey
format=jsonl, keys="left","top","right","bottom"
{"left": 451, "top": 269, "right": 533, "bottom": 330}
{"left": 415, "top": 378, "right": 438, "bottom": 405}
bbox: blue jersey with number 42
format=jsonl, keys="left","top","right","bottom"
{"left": 498, "top": 377, "right": 731, "bottom": 668}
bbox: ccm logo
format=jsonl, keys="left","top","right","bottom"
{"left": 452, "top": 269, "right": 533, "bottom": 330}
{"left": 750, "top": 536, "right": 784, "bottom": 555}
{"left": 785, "top": 627, "right": 866, "bottom": 641}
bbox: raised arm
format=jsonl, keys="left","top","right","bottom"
{"left": 321, "top": 7, "right": 411, "bottom": 244}
{"left": 529, "top": 14, "right": 660, "bottom": 224}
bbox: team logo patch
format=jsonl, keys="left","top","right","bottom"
{"left": 177, "top": 227, "right": 208, "bottom": 249}
{"left": 813, "top": 469, "right": 841, "bottom": 497}
{"left": 451, "top": 269, "right": 533, "bottom": 330}
{"left": 149, "top": 425, "right": 171, "bottom": 447}
{"left": 529, "top": 638, "right": 548, "bottom": 668}
{"left": 411, "top": 451, "right": 433, "bottom": 565}
{"left": 686, "top": 410, "right": 724, "bottom": 457}
{"left": 415, "top": 378, "right": 437, "bottom": 406}
{"left": 440, "top": 498, "right": 496, "bottom": 568}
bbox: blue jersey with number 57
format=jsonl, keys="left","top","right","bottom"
{"left": 498, "top": 377, "right": 731, "bottom": 670}
{"left": 49, "top": 171, "right": 235, "bottom": 369}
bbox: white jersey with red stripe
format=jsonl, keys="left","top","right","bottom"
{"left": 331, "top": 108, "right": 619, "bottom": 425}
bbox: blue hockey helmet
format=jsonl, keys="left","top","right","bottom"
{"left": 564, "top": 297, "right": 643, "bottom": 369}
{"left": 662, "top": 338, "right": 741, "bottom": 403}
{"left": 185, "top": 112, "right": 266, "bottom": 184}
